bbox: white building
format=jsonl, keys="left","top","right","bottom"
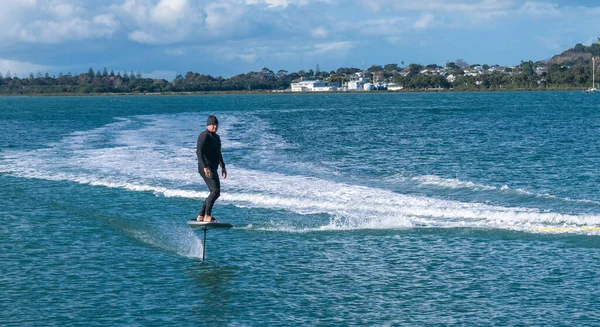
{"left": 464, "top": 71, "right": 480, "bottom": 77}
{"left": 290, "top": 80, "right": 339, "bottom": 92}
{"left": 363, "top": 83, "right": 376, "bottom": 91}
{"left": 387, "top": 83, "right": 403, "bottom": 91}
{"left": 347, "top": 77, "right": 367, "bottom": 90}
{"left": 535, "top": 66, "right": 548, "bottom": 75}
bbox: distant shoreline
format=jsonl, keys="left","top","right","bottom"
{"left": 0, "top": 88, "right": 588, "bottom": 97}
{"left": 2, "top": 42, "right": 598, "bottom": 97}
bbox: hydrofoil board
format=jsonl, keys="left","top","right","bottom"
{"left": 188, "top": 219, "right": 233, "bottom": 230}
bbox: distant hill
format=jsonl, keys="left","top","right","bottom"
{"left": 548, "top": 40, "right": 600, "bottom": 66}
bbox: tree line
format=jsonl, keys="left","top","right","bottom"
{"left": 385, "top": 61, "right": 597, "bottom": 90}
{"left": 0, "top": 50, "right": 599, "bottom": 95}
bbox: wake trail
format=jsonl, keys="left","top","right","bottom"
{"left": 2, "top": 112, "right": 600, "bottom": 236}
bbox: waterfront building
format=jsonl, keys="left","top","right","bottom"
{"left": 290, "top": 80, "right": 339, "bottom": 92}
{"left": 347, "top": 77, "right": 367, "bottom": 90}
{"left": 387, "top": 83, "right": 403, "bottom": 91}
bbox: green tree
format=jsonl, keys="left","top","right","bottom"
{"left": 367, "top": 65, "right": 383, "bottom": 73}
{"left": 408, "top": 64, "right": 423, "bottom": 76}
{"left": 520, "top": 60, "right": 534, "bottom": 76}
{"left": 276, "top": 70, "right": 288, "bottom": 80}
{"left": 384, "top": 64, "right": 399, "bottom": 72}
{"left": 446, "top": 62, "right": 464, "bottom": 75}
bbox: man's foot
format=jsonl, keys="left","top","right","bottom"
{"left": 196, "top": 214, "right": 204, "bottom": 222}
{"left": 203, "top": 216, "right": 219, "bottom": 222}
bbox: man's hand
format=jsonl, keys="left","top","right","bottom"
{"left": 204, "top": 167, "right": 211, "bottom": 178}
{"left": 222, "top": 166, "right": 227, "bottom": 179}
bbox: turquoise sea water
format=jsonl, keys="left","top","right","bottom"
{"left": 1, "top": 92, "right": 600, "bottom": 326}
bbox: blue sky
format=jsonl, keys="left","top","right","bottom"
{"left": 0, "top": 0, "right": 599, "bottom": 80}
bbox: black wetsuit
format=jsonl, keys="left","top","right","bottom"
{"left": 196, "top": 130, "right": 225, "bottom": 217}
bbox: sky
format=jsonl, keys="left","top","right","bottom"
{"left": 0, "top": 0, "right": 599, "bottom": 80}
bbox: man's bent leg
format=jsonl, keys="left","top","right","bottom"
{"left": 199, "top": 167, "right": 220, "bottom": 221}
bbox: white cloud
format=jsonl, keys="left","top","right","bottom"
{"left": 114, "top": 0, "right": 259, "bottom": 44}
{"left": 361, "top": 1, "right": 384, "bottom": 12}
{"left": 335, "top": 18, "right": 408, "bottom": 37}
{"left": 207, "top": 38, "right": 352, "bottom": 66}
{"left": 93, "top": 14, "right": 117, "bottom": 27}
{"left": 356, "top": 0, "right": 512, "bottom": 25}
{"left": 311, "top": 26, "right": 328, "bottom": 38}
{"left": 357, "top": 0, "right": 513, "bottom": 13}
{"left": 151, "top": 0, "right": 190, "bottom": 29}
{"left": 0, "top": 1, "right": 44, "bottom": 41}
{"left": 0, "top": 1, "right": 118, "bottom": 44}
{"left": 129, "top": 30, "right": 161, "bottom": 44}
{"left": 245, "top": 0, "right": 309, "bottom": 8}
{"left": 413, "top": 13, "right": 435, "bottom": 30}
{"left": 117, "top": 0, "right": 149, "bottom": 23}
{"left": 313, "top": 41, "right": 352, "bottom": 54}
{"left": 246, "top": 0, "right": 288, "bottom": 8}
{"left": 0, "top": 59, "right": 55, "bottom": 77}
{"left": 236, "top": 53, "right": 259, "bottom": 62}
{"left": 48, "top": 3, "right": 77, "bottom": 19}
{"left": 114, "top": 0, "right": 205, "bottom": 44}
{"left": 16, "top": 17, "right": 117, "bottom": 43}
{"left": 519, "top": 1, "right": 561, "bottom": 17}
{"left": 203, "top": 2, "right": 248, "bottom": 37}
{"left": 106, "top": 0, "right": 308, "bottom": 44}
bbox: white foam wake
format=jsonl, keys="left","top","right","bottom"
{"left": 411, "top": 175, "right": 600, "bottom": 206}
{"left": 1, "top": 112, "right": 599, "bottom": 236}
